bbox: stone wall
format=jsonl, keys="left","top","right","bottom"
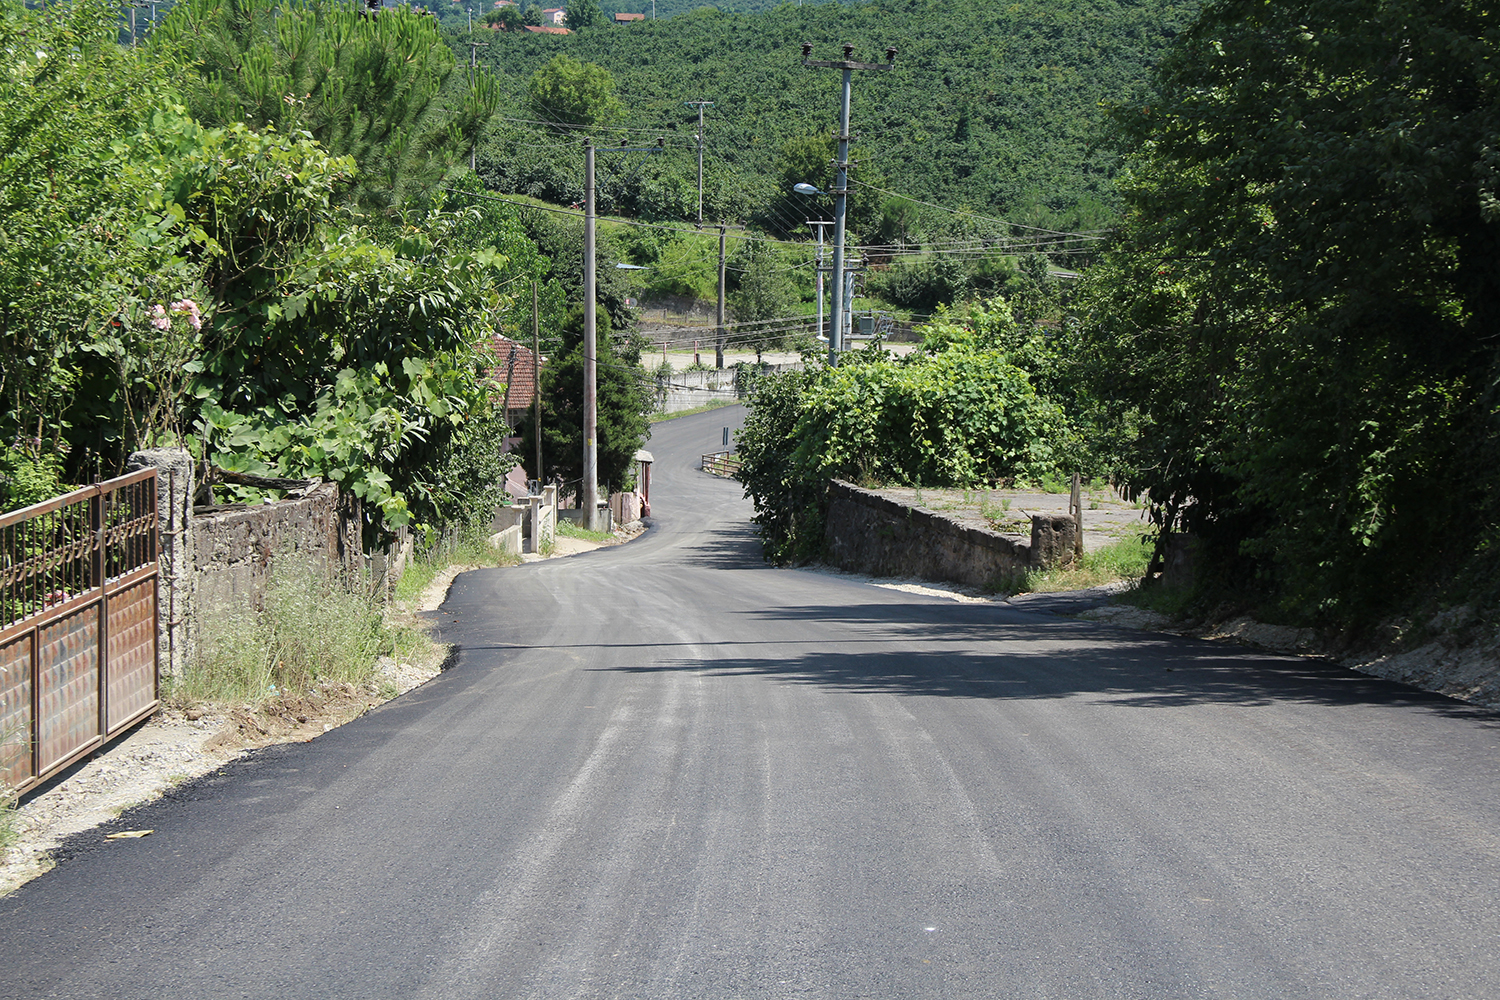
{"left": 822, "top": 480, "right": 1077, "bottom": 589}
{"left": 192, "top": 484, "right": 360, "bottom": 612}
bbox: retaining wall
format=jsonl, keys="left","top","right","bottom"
{"left": 822, "top": 480, "right": 1077, "bottom": 589}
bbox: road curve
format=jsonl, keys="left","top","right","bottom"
{"left": 2, "top": 405, "right": 1499, "bottom": 1000}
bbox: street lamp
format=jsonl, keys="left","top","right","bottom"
{"left": 794, "top": 184, "right": 835, "bottom": 352}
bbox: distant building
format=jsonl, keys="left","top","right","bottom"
{"left": 524, "top": 23, "right": 570, "bottom": 34}
{"left": 613, "top": 12, "right": 644, "bottom": 23}
{"left": 485, "top": 335, "right": 543, "bottom": 440}
{"left": 540, "top": 6, "right": 565, "bottom": 24}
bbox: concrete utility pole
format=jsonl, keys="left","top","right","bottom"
{"left": 807, "top": 219, "right": 832, "bottom": 346}
{"left": 532, "top": 280, "right": 542, "bottom": 488}
{"left": 716, "top": 224, "right": 728, "bottom": 369}
{"left": 683, "top": 100, "right": 713, "bottom": 227}
{"left": 583, "top": 140, "right": 599, "bottom": 531}
{"left": 465, "top": 38, "right": 489, "bottom": 171}
{"left": 801, "top": 42, "right": 896, "bottom": 366}
{"left": 128, "top": 0, "right": 148, "bottom": 45}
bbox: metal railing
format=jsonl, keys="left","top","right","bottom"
{"left": 701, "top": 451, "right": 742, "bottom": 478}
{"left": 1, "top": 469, "right": 159, "bottom": 795}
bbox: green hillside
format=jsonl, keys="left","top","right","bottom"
{"left": 463, "top": 0, "right": 1200, "bottom": 234}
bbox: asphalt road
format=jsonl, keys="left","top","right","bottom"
{"left": 4, "top": 405, "right": 1500, "bottom": 999}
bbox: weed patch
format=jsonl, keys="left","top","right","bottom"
{"left": 1016, "top": 535, "right": 1152, "bottom": 594}
{"left": 556, "top": 519, "right": 614, "bottom": 544}
{"left": 394, "top": 518, "right": 518, "bottom": 604}
{"left": 177, "top": 560, "right": 396, "bottom": 706}
{"left": 0, "top": 785, "right": 17, "bottom": 856}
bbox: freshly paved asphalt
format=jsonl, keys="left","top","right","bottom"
{"left": 3, "top": 405, "right": 1500, "bottom": 999}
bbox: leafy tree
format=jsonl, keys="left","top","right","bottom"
{"left": 1091, "top": 0, "right": 1500, "bottom": 621}
{"left": 727, "top": 237, "right": 798, "bottom": 361}
{"left": 69, "top": 113, "right": 520, "bottom": 532}
{"left": 0, "top": 0, "right": 199, "bottom": 472}
{"left": 564, "top": 0, "right": 604, "bottom": 31}
{"left": 516, "top": 307, "right": 650, "bottom": 499}
{"left": 487, "top": 6, "right": 522, "bottom": 30}
{"left": 738, "top": 304, "right": 1073, "bottom": 562}
{"left": 522, "top": 4, "right": 543, "bottom": 26}
{"left": 154, "top": 0, "right": 499, "bottom": 214}
{"left": 527, "top": 53, "right": 621, "bottom": 130}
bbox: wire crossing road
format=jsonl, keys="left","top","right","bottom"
{"left": 4, "top": 405, "right": 1500, "bottom": 999}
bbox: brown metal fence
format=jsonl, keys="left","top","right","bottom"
{"left": 0, "top": 469, "right": 159, "bottom": 795}
{"left": 701, "top": 451, "right": 742, "bottom": 478}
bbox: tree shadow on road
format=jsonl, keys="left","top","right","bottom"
{"left": 673, "top": 522, "right": 766, "bottom": 570}
{"left": 599, "top": 600, "right": 1500, "bottom": 725}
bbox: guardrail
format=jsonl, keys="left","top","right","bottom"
{"left": 701, "top": 451, "right": 742, "bottom": 478}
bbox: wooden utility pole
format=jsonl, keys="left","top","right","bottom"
{"left": 801, "top": 42, "right": 896, "bottom": 366}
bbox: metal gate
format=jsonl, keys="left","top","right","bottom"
{"left": 0, "top": 469, "right": 159, "bottom": 795}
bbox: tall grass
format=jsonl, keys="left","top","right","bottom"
{"left": 394, "top": 516, "right": 518, "bottom": 604}
{"left": 178, "top": 560, "right": 399, "bottom": 705}
{"left": 0, "top": 787, "right": 16, "bottom": 856}
{"left": 0, "top": 722, "right": 22, "bottom": 854}
{"left": 1009, "top": 535, "right": 1152, "bottom": 594}
{"left": 556, "top": 519, "right": 614, "bottom": 544}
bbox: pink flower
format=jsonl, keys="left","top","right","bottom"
{"left": 170, "top": 299, "right": 203, "bottom": 331}
{"left": 149, "top": 304, "right": 170, "bottom": 331}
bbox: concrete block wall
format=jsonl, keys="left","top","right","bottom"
{"left": 610, "top": 491, "right": 641, "bottom": 526}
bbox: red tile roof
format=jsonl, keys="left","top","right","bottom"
{"left": 523, "top": 23, "right": 570, "bottom": 34}
{"left": 483, "top": 334, "right": 542, "bottom": 412}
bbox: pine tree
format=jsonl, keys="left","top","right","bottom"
{"left": 154, "top": 0, "right": 499, "bottom": 214}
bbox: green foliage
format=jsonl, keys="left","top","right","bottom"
{"left": 734, "top": 366, "right": 825, "bottom": 563}
{"left": 156, "top": 0, "right": 497, "bottom": 215}
{"left": 727, "top": 237, "right": 798, "bottom": 357}
{"left": 470, "top": 0, "right": 1202, "bottom": 231}
{"left": 738, "top": 327, "right": 1071, "bottom": 562}
{"left": 0, "top": 447, "right": 65, "bottom": 514}
{"left": 516, "top": 307, "right": 651, "bottom": 499}
{"left": 0, "top": 0, "right": 197, "bottom": 461}
{"left": 528, "top": 53, "right": 622, "bottom": 130}
{"left": 1090, "top": 0, "right": 1500, "bottom": 623}
{"left": 182, "top": 559, "right": 395, "bottom": 705}
{"left": 565, "top": 0, "right": 606, "bottom": 31}
{"left": 487, "top": 7, "right": 522, "bottom": 30}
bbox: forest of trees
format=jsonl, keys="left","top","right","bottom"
{"left": 464, "top": 0, "right": 1202, "bottom": 234}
